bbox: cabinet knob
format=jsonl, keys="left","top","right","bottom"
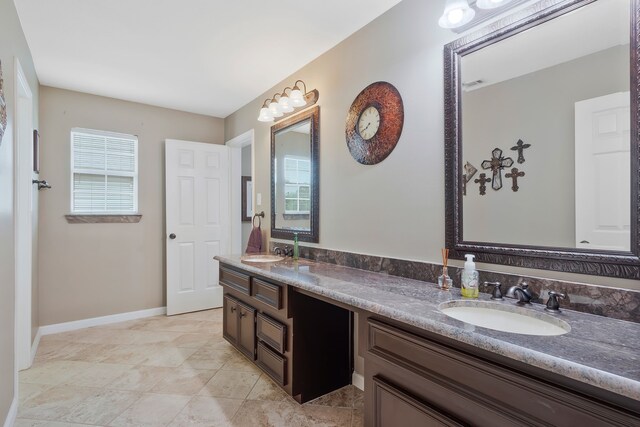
{"left": 239, "top": 312, "right": 246, "bottom": 318}
{"left": 230, "top": 306, "right": 236, "bottom": 313}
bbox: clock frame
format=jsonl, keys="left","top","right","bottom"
{"left": 345, "top": 81, "right": 404, "bottom": 165}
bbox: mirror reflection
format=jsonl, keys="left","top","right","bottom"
{"left": 461, "top": 0, "right": 630, "bottom": 251}
{"left": 271, "top": 106, "right": 319, "bottom": 243}
{"left": 274, "top": 119, "right": 312, "bottom": 232}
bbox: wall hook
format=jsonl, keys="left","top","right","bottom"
{"left": 32, "top": 179, "right": 51, "bottom": 190}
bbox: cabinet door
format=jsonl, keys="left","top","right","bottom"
{"left": 223, "top": 295, "right": 238, "bottom": 344}
{"left": 238, "top": 301, "right": 257, "bottom": 360}
{"left": 373, "top": 377, "right": 464, "bottom": 427}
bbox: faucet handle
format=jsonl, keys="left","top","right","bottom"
{"left": 545, "top": 291, "right": 566, "bottom": 313}
{"left": 485, "top": 281, "right": 503, "bottom": 300}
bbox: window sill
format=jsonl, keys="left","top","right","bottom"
{"left": 65, "top": 214, "right": 142, "bottom": 224}
{"left": 282, "top": 213, "right": 310, "bottom": 220}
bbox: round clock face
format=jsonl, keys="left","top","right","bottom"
{"left": 357, "top": 106, "right": 380, "bottom": 140}
{"left": 345, "top": 82, "right": 404, "bottom": 165}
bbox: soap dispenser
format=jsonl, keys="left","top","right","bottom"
{"left": 461, "top": 254, "right": 479, "bottom": 298}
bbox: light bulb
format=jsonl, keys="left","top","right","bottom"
{"left": 269, "top": 101, "right": 283, "bottom": 117}
{"left": 289, "top": 89, "right": 306, "bottom": 107}
{"left": 278, "top": 95, "right": 294, "bottom": 113}
{"left": 447, "top": 8, "right": 464, "bottom": 24}
{"left": 257, "top": 107, "right": 273, "bottom": 122}
{"left": 438, "top": 0, "right": 475, "bottom": 29}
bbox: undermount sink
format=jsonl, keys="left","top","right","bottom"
{"left": 240, "top": 254, "right": 285, "bottom": 263}
{"left": 438, "top": 300, "right": 570, "bottom": 336}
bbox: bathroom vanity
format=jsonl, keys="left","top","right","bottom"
{"left": 217, "top": 255, "right": 640, "bottom": 426}
{"left": 219, "top": 263, "right": 351, "bottom": 403}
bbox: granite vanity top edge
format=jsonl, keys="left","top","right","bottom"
{"left": 215, "top": 255, "right": 640, "bottom": 401}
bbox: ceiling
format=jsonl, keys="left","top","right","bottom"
{"left": 14, "top": 0, "right": 403, "bottom": 118}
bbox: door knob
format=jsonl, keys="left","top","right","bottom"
{"left": 169, "top": 233, "right": 176, "bottom": 240}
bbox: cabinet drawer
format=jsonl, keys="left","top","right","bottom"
{"left": 367, "top": 319, "right": 636, "bottom": 426}
{"left": 256, "top": 313, "right": 287, "bottom": 354}
{"left": 373, "top": 376, "right": 464, "bottom": 427}
{"left": 257, "top": 341, "right": 287, "bottom": 386}
{"left": 252, "top": 278, "right": 282, "bottom": 309}
{"left": 220, "top": 267, "right": 251, "bottom": 295}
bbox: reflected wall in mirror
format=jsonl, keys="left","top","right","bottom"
{"left": 444, "top": 0, "right": 640, "bottom": 278}
{"left": 271, "top": 106, "right": 319, "bottom": 243}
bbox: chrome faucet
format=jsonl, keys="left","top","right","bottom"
{"left": 506, "top": 282, "right": 533, "bottom": 305}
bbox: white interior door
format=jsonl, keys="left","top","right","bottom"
{"left": 15, "top": 58, "right": 34, "bottom": 371}
{"left": 575, "top": 92, "right": 630, "bottom": 251}
{"left": 165, "top": 139, "right": 230, "bottom": 315}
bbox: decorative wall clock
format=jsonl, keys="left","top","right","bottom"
{"left": 345, "top": 81, "right": 404, "bottom": 165}
{"left": 0, "top": 60, "right": 7, "bottom": 145}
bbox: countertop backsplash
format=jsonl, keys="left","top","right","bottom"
{"left": 269, "top": 242, "right": 640, "bottom": 323}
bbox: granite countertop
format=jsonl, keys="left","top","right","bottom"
{"left": 215, "top": 254, "right": 640, "bottom": 401}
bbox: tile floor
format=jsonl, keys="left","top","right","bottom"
{"left": 16, "top": 309, "right": 363, "bottom": 427}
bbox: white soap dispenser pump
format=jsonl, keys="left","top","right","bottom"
{"left": 461, "top": 254, "right": 479, "bottom": 298}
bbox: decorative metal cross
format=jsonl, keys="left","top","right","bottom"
{"left": 510, "top": 139, "right": 531, "bottom": 164}
{"left": 481, "top": 148, "right": 514, "bottom": 191}
{"left": 474, "top": 173, "right": 491, "bottom": 196}
{"left": 462, "top": 162, "right": 478, "bottom": 196}
{"left": 505, "top": 167, "right": 525, "bottom": 192}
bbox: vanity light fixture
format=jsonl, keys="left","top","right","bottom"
{"left": 256, "top": 79, "right": 318, "bottom": 123}
{"left": 439, "top": 0, "right": 519, "bottom": 30}
{"left": 438, "top": 0, "right": 475, "bottom": 29}
{"left": 476, "top": 0, "right": 513, "bottom": 9}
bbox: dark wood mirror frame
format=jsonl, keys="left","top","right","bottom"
{"left": 444, "top": 0, "right": 640, "bottom": 279}
{"left": 271, "top": 106, "right": 320, "bottom": 243}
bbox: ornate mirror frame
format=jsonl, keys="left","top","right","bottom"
{"left": 444, "top": 0, "right": 640, "bottom": 279}
{"left": 271, "top": 106, "right": 320, "bottom": 243}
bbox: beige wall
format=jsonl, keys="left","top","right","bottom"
{"left": 0, "top": 0, "right": 40, "bottom": 420}
{"left": 225, "top": 0, "right": 640, "bottom": 292}
{"left": 38, "top": 86, "right": 224, "bottom": 325}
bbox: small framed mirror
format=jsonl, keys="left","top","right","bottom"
{"left": 444, "top": 0, "right": 640, "bottom": 279}
{"left": 271, "top": 106, "right": 319, "bottom": 243}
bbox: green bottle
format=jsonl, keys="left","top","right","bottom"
{"left": 293, "top": 233, "right": 299, "bottom": 260}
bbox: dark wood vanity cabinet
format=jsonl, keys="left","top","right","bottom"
{"left": 219, "top": 263, "right": 351, "bottom": 403}
{"left": 362, "top": 317, "right": 640, "bottom": 427}
{"left": 223, "top": 295, "right": 256, "bottom": 360}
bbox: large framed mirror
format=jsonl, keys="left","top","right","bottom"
{"left": 271, "top": 106, "right": 320, "bottom": 243}
{"left": 444, "top": 0, "right": 640, "bottom": 279}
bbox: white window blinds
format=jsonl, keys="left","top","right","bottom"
{"left": 71, "top": 128, "right": 138, "bottom": 214}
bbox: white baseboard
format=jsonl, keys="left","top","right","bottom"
{"left": 3, "top": 396, "right": 17, "bottom": 427}
{"left": 30, "top": 327, "right": 42, "bottom": 365}
{"left": 39, "top": 307, "right": 166, "bottom": 336}
{"left": 352, "top": 372, "right": 365, "bottom": 391}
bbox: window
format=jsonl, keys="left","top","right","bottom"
{"left": 71, "top": 128, "right": 138, "bottom": 214}
{"left": 283, "top": 156, "right": 311, "bottom": 214}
